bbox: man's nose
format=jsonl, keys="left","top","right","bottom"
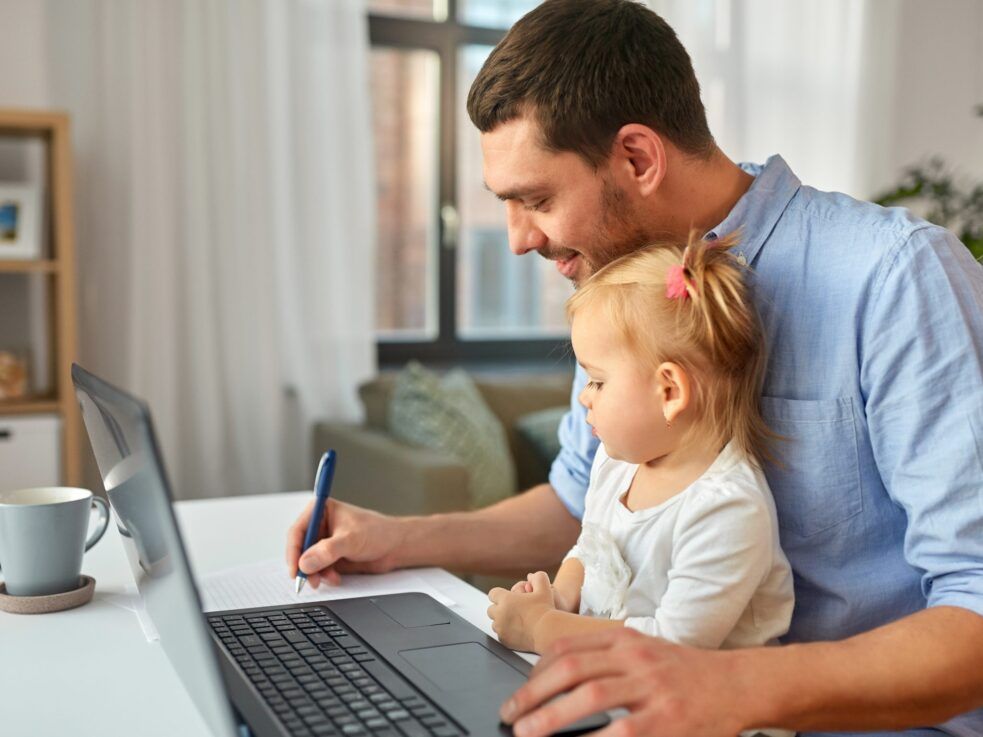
{"left": 506, "top": 202, "right": 547, "bottom": 255}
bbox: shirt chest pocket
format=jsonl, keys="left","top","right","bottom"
{"left": 761, "top": 396, "right": 864, "bottom": 538}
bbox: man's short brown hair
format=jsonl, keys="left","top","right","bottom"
{"left": 467, "top": 0, "right": 715, "bottom": 168}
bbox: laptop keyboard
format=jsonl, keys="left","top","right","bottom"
{"left": 209, "top": 606, "right": 465, "bottom": 737}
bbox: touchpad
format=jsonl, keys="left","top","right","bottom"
{"left": 399, "top": 643, "right": 524, "bottom": 692}
{"left": 373, "top": 594, "right": 451, "bottom": 628}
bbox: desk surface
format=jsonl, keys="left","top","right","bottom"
{"left": 0, "top": 492, "right": 504, "bottom": 737}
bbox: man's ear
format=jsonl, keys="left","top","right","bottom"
{"left": 656, "top": 361, "right": 690, "bottom": 424}
{"left": 610, "top": 124, "right": 667, "bottom": 198}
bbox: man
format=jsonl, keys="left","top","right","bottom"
{"left": 287, "top": 1, "right": 983, "bottom": 733}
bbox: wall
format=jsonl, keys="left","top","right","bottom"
{"left": 872, "top": 0, "right": 983, "bottom": 195}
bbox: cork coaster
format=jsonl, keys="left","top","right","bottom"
{"left": 0, "top": 575, "right": 95, "bottom": 614}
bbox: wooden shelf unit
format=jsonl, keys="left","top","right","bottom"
{"left": 0, "top": 109, "right": 81, "bottom": 486}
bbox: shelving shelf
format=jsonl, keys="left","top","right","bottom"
{"left": 0, "top": 108, "right": 81, "bottom": 486}
{"left": 0, "top": 399, "right": 61, "bottom": 415}
{"left": 0, "top": 260, "right": 59, "bottom": 273}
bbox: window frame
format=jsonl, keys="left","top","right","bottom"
{"left": 369, "top": 7, "right": 571, "bottom": 367}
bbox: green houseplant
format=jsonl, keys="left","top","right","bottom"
{"left": 874, "top": 105, "right": 983, "bottom": 262}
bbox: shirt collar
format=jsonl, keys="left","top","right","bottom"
{"left": 704, "top": 154, "right": 801, "bottom": 266}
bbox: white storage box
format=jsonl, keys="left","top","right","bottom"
{"left": 0, "top": 414, "right": 61, "bottom": 493}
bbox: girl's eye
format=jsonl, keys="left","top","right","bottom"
{"left": 586, "top": 380, "right": 603, "bottom": 391}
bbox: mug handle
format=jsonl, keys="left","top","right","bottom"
{"left": 85, "top": 496, "right": 111, "bottom": 552}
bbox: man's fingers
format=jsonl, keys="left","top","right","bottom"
{"left": 488, "top": 587, "right": 509, "bottom": 604}
{"left": 507, "top": 675, "right": 635, "bottom": 737}
{"left": 532, "top": 627, "right": 630, "bottom": 677}
{"left": 586, "top": 708, "right": 656, "bottom": 737}
{"left": 298, "top": 534, "right": 351, "bottom": 575}
{"left": 511, "top": 581, "right": 527, "bottom": 593}
{"left": 502, "top": 648, "right": 627, "bottom": 725}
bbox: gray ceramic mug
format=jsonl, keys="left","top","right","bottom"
{"left": 0, "top": 487, "right": 110, "bottom": 597}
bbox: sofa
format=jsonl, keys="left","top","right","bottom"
{"left": 310, "top": 371, "right": 573, "bottom": 519}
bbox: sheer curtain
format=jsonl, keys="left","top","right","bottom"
{"left": 649, "top": 0, "right": 901, "bottom": 198}
{"left": 45, "top": 0, "right": 376, "bottom": 499}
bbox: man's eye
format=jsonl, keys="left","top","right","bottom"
{"left": 586, "top": 380, "right": 603, "bottom": 390}
{"left": 525, "top": 198, "right": 549, "bottom": 212}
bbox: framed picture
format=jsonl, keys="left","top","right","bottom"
{"left": 0, "top": 184, "right": 42, "bottom": 260}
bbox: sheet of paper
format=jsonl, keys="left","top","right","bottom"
{"left": 196, "top": 558, "right": 455, "bottom": 613}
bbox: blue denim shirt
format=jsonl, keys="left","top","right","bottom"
{"left": 549, "top": 155, "right": 983, "bottom": 736}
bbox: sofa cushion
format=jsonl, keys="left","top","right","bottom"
{"left": 387, "top": 362, "right": 517, "bottom": 507}
{"left": 514, "top": 405, "right": 567, "bottom": 474}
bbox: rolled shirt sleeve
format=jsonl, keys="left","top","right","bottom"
{"left": 861, "top": 225, "right": 983, "bottom": 616}
{"left": 548, "top": 364, "right": 599, "bottom": 521}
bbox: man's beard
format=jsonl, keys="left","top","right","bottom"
{"left": 541, "top": 177, "right": 651, "bottom": 287}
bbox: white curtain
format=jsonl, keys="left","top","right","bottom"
{"left": 45, "top": 0, "right": 376, "bottom": 499}
{"left": 648, "top": 0, "right": 901, "bottom": 199}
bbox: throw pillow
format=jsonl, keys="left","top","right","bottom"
{"left": 388, "top": 362, "right": 517, "bottom": 508}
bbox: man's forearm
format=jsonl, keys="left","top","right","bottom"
{"left": 742, "top": 606, "right": 983, "bottom": 730}
{"left": 391, "top": 484, "right": 582, "bottom": 575}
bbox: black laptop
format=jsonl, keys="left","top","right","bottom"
{"left": 72, "top": 364, "right": 608, "bottom": 737}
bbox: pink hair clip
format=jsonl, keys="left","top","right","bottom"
{"left": 665, "top": 264, "right": 690, "bottom": 301}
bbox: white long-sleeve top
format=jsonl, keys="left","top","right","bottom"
{"left": 567, "top": 441, "right": 794, "bottom": 651}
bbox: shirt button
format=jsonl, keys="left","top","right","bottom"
{"left": 737, "top": 252, "right": 748, "bottom": 266}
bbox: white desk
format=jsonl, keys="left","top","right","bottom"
{"left": 0, "top": 492, "right": 505, "bottom": 737}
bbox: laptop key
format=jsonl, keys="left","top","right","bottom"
{"left": 432, "top": 728, "right": 461, "bottom": 737}
{"left": 395, "top": 719, "right": 429, "bottom": 737}
{"left": 341, "top": 725, "right": 366, "bottom": 736}
{"left": 362, "top": 661, "right": 416, "bottom": 700}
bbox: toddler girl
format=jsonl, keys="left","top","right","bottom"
{"left": 488, "top": 236, "right": 794, "bottom": 667}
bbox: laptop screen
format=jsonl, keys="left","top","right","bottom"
{"left": 72, "top": 364, "right": 238, "bottom": 737}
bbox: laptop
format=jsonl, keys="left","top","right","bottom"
{"left": 72, "top": 364, "right": 609, "bottom": 737}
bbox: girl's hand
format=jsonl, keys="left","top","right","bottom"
{"left": 488, "top": 571, "right": 557, "bottom": 652}
{"left": 509, "top": 576, "right": 578, "bottom": 613}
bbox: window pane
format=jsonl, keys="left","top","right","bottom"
{"left": 368, "top": 0, "right": 439, "bottom": 21}
{"left": 371, "top": 47, "right": 440, "bottom": 339}
{"left": 456, "top": 45, "right": 570, "bottom": 340}
{"left": 457, "top": 0, "right": 539, "bottom": 28}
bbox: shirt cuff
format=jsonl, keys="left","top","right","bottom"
{"left": 927, "top": 586, "right": 983, "bottom": 620}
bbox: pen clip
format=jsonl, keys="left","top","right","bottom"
{"left": 313, "top": 452, "right": 328, "bottom": 493}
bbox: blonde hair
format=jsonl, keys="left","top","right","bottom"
{"left": 567, "top": 233, "right": 776, "bottom": 465}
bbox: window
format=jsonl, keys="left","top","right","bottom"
{"left": 369, "top": 0, "right": 572, "bottom": 365}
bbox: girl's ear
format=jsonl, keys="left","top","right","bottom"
{"left": 656, "top": 362, "right": 691, "bottom": 424}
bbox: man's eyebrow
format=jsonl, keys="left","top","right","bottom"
{"left": 483, "top": 180, "right": 548, "bottom": 202}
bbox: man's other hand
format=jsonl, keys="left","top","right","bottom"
{"left": 500, "top": 627, "right": 755, "bottom": 737}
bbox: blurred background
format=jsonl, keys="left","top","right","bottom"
{"left": 0, "top": 0, "right": 980, "bottom": 513}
